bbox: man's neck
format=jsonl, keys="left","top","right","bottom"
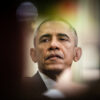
{"left": 39, "top": 69, "right": 63, "bottom": 81}
{"left": 39, "top": 71, "right": 56, "bottom": 89}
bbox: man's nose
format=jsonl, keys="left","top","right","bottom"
{"left": 48, "top": 39, "right": 60, "bottom": 51}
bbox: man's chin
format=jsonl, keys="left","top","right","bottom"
{"left": 41, "top": 67, "right": 64, "bottom": 80}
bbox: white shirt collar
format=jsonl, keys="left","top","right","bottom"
{"left": 39, "top": 71, "right": 56, "bottom": 90}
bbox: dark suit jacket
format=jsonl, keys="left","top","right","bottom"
{"left": 21, "top": 72, "right": 48, "bottom": 100}
{"left": 20, "top": 72, "right": 100, "bottom": 100}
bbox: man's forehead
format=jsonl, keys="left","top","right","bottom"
{"left": 37, "top": 21, "right": 74, "bottom": 36}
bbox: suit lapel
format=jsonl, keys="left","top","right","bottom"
{"left": 31, "top": 72, "right": 47, "bottom": 94}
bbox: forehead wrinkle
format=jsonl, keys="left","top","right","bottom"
{"left": 38, "top": 21, "right": 72, "bottom": 35}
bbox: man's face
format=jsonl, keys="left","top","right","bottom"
{"left": 34, "top": 21, "right": 77, "bottom": 72}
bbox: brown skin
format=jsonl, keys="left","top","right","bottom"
{"left": 30, "top": 21, "right": 82, "bottom": 80}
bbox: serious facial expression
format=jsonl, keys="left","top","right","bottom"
{"left": 35, "top": 21, "right": 76, "bottom": 72}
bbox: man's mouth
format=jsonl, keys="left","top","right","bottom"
{"left": 45, "top": 54, "right": 63, "bottom": 60}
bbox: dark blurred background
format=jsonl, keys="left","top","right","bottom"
{"left": 0, "top": 0, "right": 61, "bottom": 99}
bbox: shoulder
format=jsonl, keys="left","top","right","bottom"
{"left": 20, "top": 73, "right": 39, "bottom": 99}
{"left": 21, "top": 72, "right": 41, "bottom": 89}
{"left": 20, "top": 72, "right": 47, "bottom": 99}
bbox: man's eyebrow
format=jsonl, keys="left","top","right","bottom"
{"left": 57, "top": 33, "right": 70, "bottom": 39}
{"left": 39, "top": 34, "right": 51, "bottom": 40}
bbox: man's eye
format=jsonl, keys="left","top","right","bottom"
{"left": 40, "top": 39, "right": 49, "bottom": 43}
{"left": 59, "top": 38, "right": 68, "bottom": 41}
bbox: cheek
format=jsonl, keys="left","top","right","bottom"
{"left": 63, "top": 42, "right": 74, "bottom": 49}
{"left": 62, "top": 44, "right": 74, "bottom": 59}
{"left": 36, "top": 46, "right": 47, "bottom": 59}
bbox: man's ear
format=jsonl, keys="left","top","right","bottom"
{"left": 30, "top": 48, "right": 37, "bottom": 63}
{"left": 73, "top": 47, "right": 82, "bottom": 62}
